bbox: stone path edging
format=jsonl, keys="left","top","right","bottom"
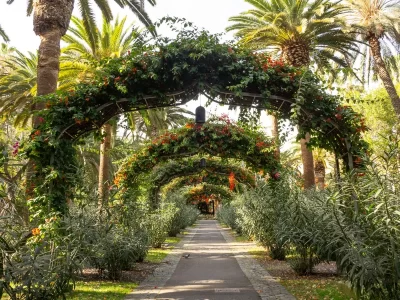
{"left": 219, "top": 225, "right": 295, "bottom": 300}
{"left": 125, "top": 226, "right": 198, "bottom": 299}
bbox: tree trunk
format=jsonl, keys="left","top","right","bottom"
{"left": 269, "top": 113, "right": 280, "bottom": 160}
{"left": 368, "top": 34, "right": 400, "bottom": 117}
{"left": 300, "top": 133, "right": 315, "bottom": 189}
{"left": 33, "top": 0, "right": 74, "bottom": 99}
{"left": 98, "top": 123, "right": 112, "bottom": 214}
{"left": 27, "top": 1, "right": 74, "bottom": 211}
{"left": 282, "top": 42, "right": 310, "bottom": 67}
{"left": 314, "top": 160, "right": 325, "bottom": 190}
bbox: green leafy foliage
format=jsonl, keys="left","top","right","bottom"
{"left": 216, "top": 205, "right": 240, "bottom": 233}
{"left": 114, "top": 115, "right": 279, "bottom": 206}
{"left": 164, "top": 191, "right": 199, "bottom": 237}
{"left": 145, "top": 203, "right": 177, "bottom": 248}
{"left": 24, "top": 26, "right": 367, "bottom": 217}
{"left": 0, "top": 209, "right": 81, "bottom": 300}
{"left": 221, "top": 134, "right": 400, "bottom": 297}
{"left": 147, "top": 156, "right": 255, "bottom": 204}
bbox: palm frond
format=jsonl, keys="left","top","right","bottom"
{"left": 0, "top": 25, "right": 10, "bottom": 42}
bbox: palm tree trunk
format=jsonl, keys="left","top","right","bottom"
{"left": 33, "top": 0, "right": 74, "bottom": 100}
{"left": 368, "top": 35, "right": 400, "bottom": 117}
{"left": 98, "top": 123, "right": 112, "bottom": 215}
{"left": 36, "top": 30, "right": 62, "bottom": 97}
{"left": 269, "top": 112, "right": 280, "bottom": 160}
{"left": 27, "top": 0, "right": 73, "bottom": 215}
{"left": 300, "top": 133, "right": 315, "bottom": 189}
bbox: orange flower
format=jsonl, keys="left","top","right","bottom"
{"left": 185, "top": 123, "right": 195, "bottom": 129}
{"left": 229, "top": 172, "right": 235, "bottom": 191}
{"left": 31, "top": 228, "right": 40, "bottom": 236}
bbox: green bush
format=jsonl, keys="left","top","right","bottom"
{"left": 0, "top": 210, "right": 81, "bottom": 300}
{"left": 145, "top": 203, "right": 177, "bottom": 248}
{"left": 69, "top": 205, "right": 150, "bottom": 280}
{"left": 230, "top": 135, "right": 400, "bottom": 297}
{"left": 216, "top": 205, "right": 240, "bottom": 232}
{"left": 234, "top": 176, "right": 289, "bottom": 260}
{"left": 166, "top": 192, "right": 199, "bottom": 237}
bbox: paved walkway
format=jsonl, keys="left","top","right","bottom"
{"left": 126, "top": 220, "right": 295, "bottom": 300}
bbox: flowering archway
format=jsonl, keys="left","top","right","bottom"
{"left": 114, "top": 116, "right": 278, "bottom": 205}
{"left": 146, "top": 157, "right": 255, "bottom": 204}
{"left": 26, "top": 28, "right": 368, "bottom": 218}
{"left": 183, "top": 183, "right": 234, "bottom": 204}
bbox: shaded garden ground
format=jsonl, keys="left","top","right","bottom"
{"left": 65, "top": 236, "right": 182, "bottom": 300}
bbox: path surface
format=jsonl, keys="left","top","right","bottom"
{"left": 126, "top": 220, "right": 295, "bottom": 300}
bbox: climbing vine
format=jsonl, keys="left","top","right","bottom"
{"left": 147, "top": 156, "right": 255, "bottom": 203}
{"left": 182, "top": 183, "right": 234, "bottom": 203}
{"left": 114, "top": 116, "right": 278, "bottom": 187}
{"left": 24, "top": 23, "right": 368, "bottom": 218}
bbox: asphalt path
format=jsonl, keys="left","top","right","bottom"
{"left": 156, "top": 220, "right": 261, "bottom": 300}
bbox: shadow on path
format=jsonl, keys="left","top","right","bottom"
{"left": 126, "top": 220, "right": 294, "bottom": 300}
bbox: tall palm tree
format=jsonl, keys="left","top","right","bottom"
{"left": 345, "top": 0, "right": 400, "bottom": 116}
{"left": 0, "top": 50, "right": 37, "bottom": 127}
{"left": 15, "top": 0, "right": 156, "bottom": 125}
{"left": 228, "top": 0, "right": 359, "bottom": 67}
{"left": 60, "top": 15, "right": 142, "bottom": 87}
{"left": 62, "top": 16, "right": 144, "bottom": 212}
{"left": 227, "top": 0, "right": 359, "bottom": 188}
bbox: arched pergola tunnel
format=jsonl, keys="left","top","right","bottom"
{"left": 26, "top": 28, "right": 368, "bottom": 220}
{"left": 143, "top": 156, "right": 255, "bottom": 205}
{"left": 113, "top": 115, "right": 279, "bottom": 208}
{"left": 182, "top": 183, "right": 235, "bottom": 214}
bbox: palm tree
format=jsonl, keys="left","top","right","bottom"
{"left": 15, "top": 0, "right": 156, "bottom": 125}
{"left": 130, "top": 107, "right": 194, "bottom": 139}
{"left": 345, "top": 0, "right": 400, "bottom": 116}
{"left": 62, "top": 15, "right": 144, "bottom": 212}
{"left": 0, "top": 50, "right": 37, "bottom": 127}
{"left": 60, "top": 15, "right": 142, "bottom": 87}
{"left": 228, "top": 0, "right": 359, "bottom": 68}
{"left": 227, "top": 0, "right": 359, "bottom": 188}
{"left": 0, "top": 25, "right": 9, "bottom": 42}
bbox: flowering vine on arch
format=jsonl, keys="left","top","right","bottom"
{"left": 145, "top": 157, "right": 255, "bottom": 204}
{"left": 183, "top": 183, "right": 235, "bottom": 204}
{"left": 114, "top": 116, "right": 279, "bottom": 203}
{"left": 25, "top": 25, "right": 368, "bottom": 219}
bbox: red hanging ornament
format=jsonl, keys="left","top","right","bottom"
{"left": 229, "top": 172, "right": 235, "bottom": 191}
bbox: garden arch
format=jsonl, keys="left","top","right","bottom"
{"left": 114, "top": 116, "right": 278, "bottom": 206}
{"left": 27, "top": 29, "right": 368, "bottom": 219}
{"left": 147, "top": 156, "right": 255, "bottom": 204}
{"left": 182, "top": 183, "right": 235, "bottom": 204}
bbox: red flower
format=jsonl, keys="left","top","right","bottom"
{"left": 273, "top": 172, "right": 281, "bottom": 180}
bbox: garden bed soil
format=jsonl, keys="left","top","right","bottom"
{"left": 79, "top": 261, "right": 160, "bottom": 283}
{"left": 257, "top": 255, "right": 338, "bottom": 280}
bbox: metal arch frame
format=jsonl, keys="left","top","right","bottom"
{"left": 56, "top": 85, "right": 347, "bottom": 163}
{"left": 149, "top": 162, "right": 255, "bottom": 203}
{"left": 56, "top": 87, "right": 311, "bottom": 141}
